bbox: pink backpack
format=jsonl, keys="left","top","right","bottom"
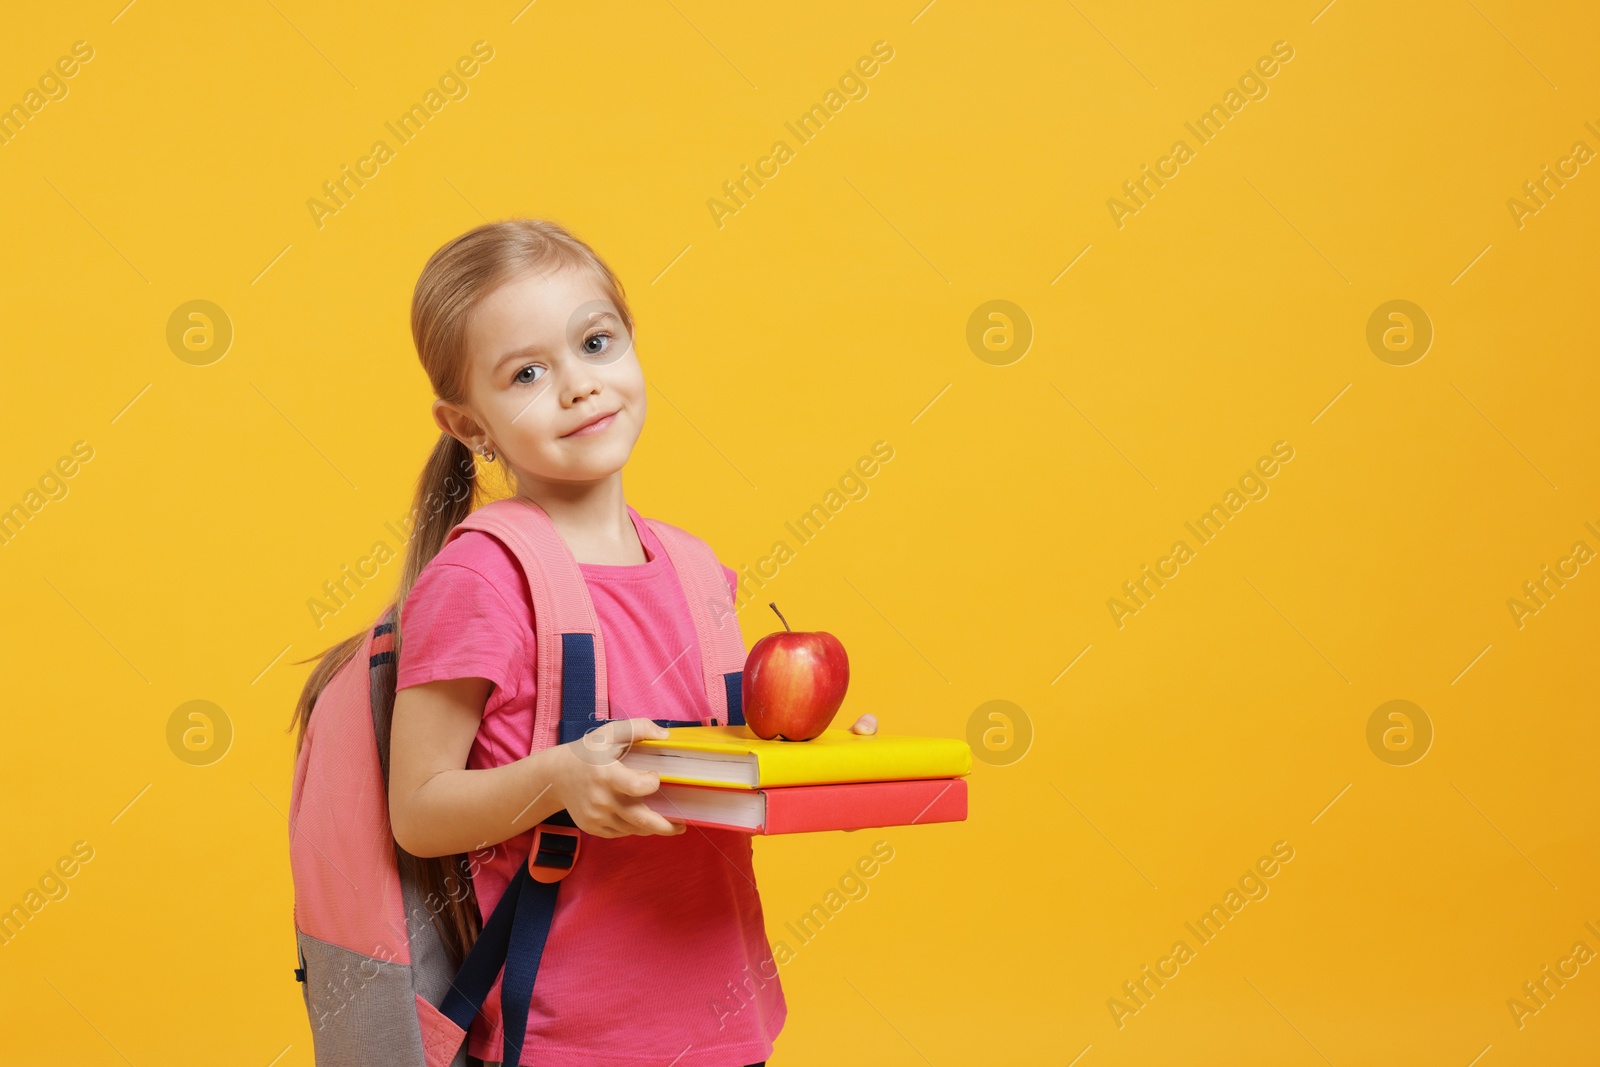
{"left": 286, "top": 496, "right": 748, "bottom": 1066}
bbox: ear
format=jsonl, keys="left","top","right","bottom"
{"left": 432, "top": 398, "right": 484, "bottom": 446}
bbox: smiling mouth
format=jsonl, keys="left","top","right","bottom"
{"left": 562, "top": 410, "right": 619, "bottom": 437}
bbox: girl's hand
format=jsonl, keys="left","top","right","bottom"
{"left": 549, "top": 718, "right": 686, "bottom": 839}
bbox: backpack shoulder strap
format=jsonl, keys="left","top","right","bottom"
{"left": 642, "top": 515, "right": 748, "bottom": 727}
{"left": 443, "top": 495, "right": 608, "bottom": 749}
{"left": 433, "top": 497, "right": 600, "bottom": 1064}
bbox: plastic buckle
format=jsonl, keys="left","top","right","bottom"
{"left": 527, "top": 822, "right": 580, "bottom": 883}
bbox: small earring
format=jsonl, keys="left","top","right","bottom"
{"left": 478, "top": 443, "right": 497, "bottom": 463}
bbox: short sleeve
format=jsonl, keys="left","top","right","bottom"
{"left": 721, "top": 564, "right": 738, "bottom": 603}
{"left": 396, "top": 559, "right": 528, "bottom": 698}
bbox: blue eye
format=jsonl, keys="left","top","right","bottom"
{"left": 514, "top": 364, "right": 545, "bottom": 385}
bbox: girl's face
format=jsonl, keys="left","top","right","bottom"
{"left": 438, "top": 265, "right": 645, "bottom": 492}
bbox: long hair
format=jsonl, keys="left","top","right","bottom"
{"left": 286, "top": 218, "right": 636, "bottom": 968}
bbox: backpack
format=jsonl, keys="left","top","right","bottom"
{"left": 287, "top": 495, "right": 749, "bottom": 1066}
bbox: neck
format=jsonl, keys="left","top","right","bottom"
{"left": 513, "top": 472, "right": 641, "bottom": 564}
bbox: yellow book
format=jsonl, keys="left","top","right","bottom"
{"left": 620, "top": 724, "right": 972, "bottom": 789}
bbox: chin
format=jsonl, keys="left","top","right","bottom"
{"left": 565, "top": 437, "right": 635, "bottom": 476}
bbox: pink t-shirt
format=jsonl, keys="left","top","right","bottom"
{"left": 395, "top": 506, "right": 785, "bottom": 1067}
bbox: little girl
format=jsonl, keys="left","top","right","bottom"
{"left": 375, "top": 218, "right": 874, "bottom": 1066}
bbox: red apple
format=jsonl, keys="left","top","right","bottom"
{"left": 742, "top": 603, "right": 850, "bottom": 741}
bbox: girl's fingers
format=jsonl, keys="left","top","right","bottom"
{"left": 617, "top": 800, "right": 681, "bottom": 836}
{"left": 609, "top": 717, "right": 672, "bottom": 745}
{"left": 850, "top": 713, "right": 878, "bottom": 735}
{"left": 574, "top": 807, "right": 630, "bottom": 838}
{"left": 611, "top": 768, "right": 662, "bottom": 798}
{"left": 572, "top": 718, "right": 671, "bottom": 768}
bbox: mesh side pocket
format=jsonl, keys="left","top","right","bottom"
{"left": 297, "top": 929, "right": 425, "bottom": 1066}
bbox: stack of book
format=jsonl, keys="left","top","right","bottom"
{"left": 621, "top": 724, "right": 971, "bottom": 835}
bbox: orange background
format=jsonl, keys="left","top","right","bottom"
{"left": 1, "top": 1, "right": 1596, "bottom": 1064}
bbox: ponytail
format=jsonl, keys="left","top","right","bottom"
{"left": 395, "top": 433, "right": 480, "bottom": 618}
{"left": 286, "top": 432, "right": 480, "bottom": 755}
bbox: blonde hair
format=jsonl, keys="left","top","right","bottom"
{"left": 286, "top": 218, "right": 635, "bottom": 966}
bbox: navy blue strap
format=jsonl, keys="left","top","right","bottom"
{"left": 558, "top": 633, "right": 600, "bottom": 745}
{"left": 723, "top": 671, "right": 745, "bottom": 726}
{"left": 498, "top": 868, "right": 560, "bottom": 1063}
{"left": 438, "top": 629, "right": 600, "bottom": 1045}
{"left": 650, "top": 668, "right": 742, "bottom": 729}
{"left": 437, "top": 860, "right": 527, "bottom": 1031}
{"left": 435, "top": 832, "right": 568, "bottom": 1047}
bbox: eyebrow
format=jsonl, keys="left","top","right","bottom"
{"left": 490, "top": 310, "right": 621, "bottom": 374}
{"left": 492, "top": 342, "right": 545, "bottom": 375}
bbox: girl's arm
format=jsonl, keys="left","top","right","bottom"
{"left": 388, "top": 676, "right": 684, "bottom": 858}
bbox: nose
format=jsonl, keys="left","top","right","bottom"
{"left": 560, "top": 360, "right": 602, "bottom": 407}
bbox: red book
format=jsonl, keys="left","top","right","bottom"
{"left": 642, "top": 777, "right": 967, "bottom": 835}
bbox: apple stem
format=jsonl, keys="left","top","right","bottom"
{"left": 768, "top": 602, "right": 792, "bottom": 632}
